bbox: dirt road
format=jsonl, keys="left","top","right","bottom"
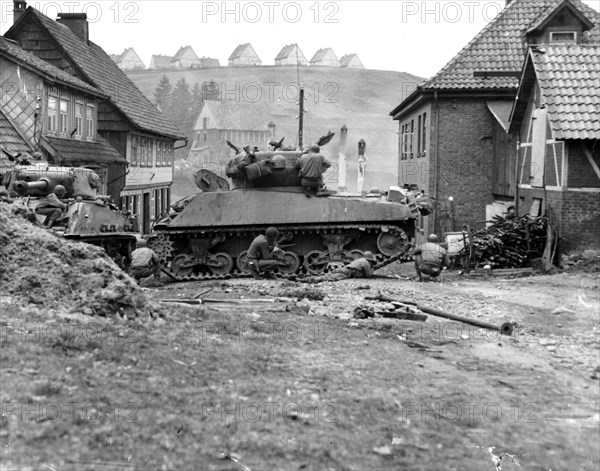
{"left": 1, "top": 268, "right": 598, "bottom": 470}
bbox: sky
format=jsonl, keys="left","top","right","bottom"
{"left": 1, "top": 0, "right": 599, "bottom": 78}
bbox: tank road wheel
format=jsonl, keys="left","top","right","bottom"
{"left": 148, "top": 234, "right": 174, "bottom": 264}
{"left": 171, "top": 254, "right": 195, "bottom": 277}
{"left": 278, "top": 251, "right": 301, "bottom": 275}
{"left": 236, "top": 251, "right": 252, "bottom": 274}
{"left": 350, "top": 249, "right": 364, "bottom": 260}
{"left": 207, "top": 252, "right": 234, "bottom": 276}
{"left": 304, "top": 250, "right": 329, "bottom": 275}
{"left": 377, "top": 228, "right": 409, "bottom": 257}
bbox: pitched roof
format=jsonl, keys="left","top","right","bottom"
{"left": 422, "top": 0, "right": 599, "bottom": 91}
{"left": 0, "top": 107, "right": 33, "bottom": 171}
{"left": 199, "top": 101, "right": 271, "bottom": 131}
{"left": 0, "top": 37, "right": 104, "bottom": 97}
{"left": 229, "top": 43, "right": 255, "bottom": 60}
{"left": 527, "top": 0, "right": 595, "bottom": 34}
{"left": 44, "top": 135, "right": 126, "bottom": 165}
{"left": 171, "top": 45, "right": 199, "bottom": 62}
{"left": 530, "top": 44, "right": 599, "bottom": 139}
{"left": 150, "top": 54, "right": 173, "bottom": 68}
{"left": 310, "top": 48, "right": 337, "bottom": 63}
{"left": 7, "top": 8, "right": 185, "bottom": 140}
{"left": 340, "top": 54, "right": 363, "bottom": 67}
{"left": 275, "top": 44, "right": 301, "bottom": 60}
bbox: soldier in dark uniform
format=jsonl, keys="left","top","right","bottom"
{"left": 300, "top": 251, "right": 376, "bottom": 283}
{"left": 246, "top": 227, "right": 284, "bottom": 279}
{"left": 35, "top": 185, "right": 67, "bottom": 228}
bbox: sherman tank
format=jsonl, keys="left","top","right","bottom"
{"left": 150, "top": 143, "right": 425, "bottom": 281}
{"left": 4, "top": 164, "right": 137, "bottom": 268}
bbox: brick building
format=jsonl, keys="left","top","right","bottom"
{"left": 390, "top": 0, "right": 599, "bottom": 240}
{"left": 509, "top": 44, "right": 599, "bottom": 251}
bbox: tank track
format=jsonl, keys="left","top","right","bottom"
{"left": 156, "top": 223, "right": 414, "bottom": 282}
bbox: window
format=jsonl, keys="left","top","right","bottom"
{"left": 409, "top": 120, "right": 414, "bottom": 159}
{"left": 86, "top": 105, "right": 94, "bottom": 139}
{"left": 140, "top": 138, "right": 147, "bottom": 166}
{"left": 59, "top": 100, "right": 68, "bottom": 135}
{"left": 401, "top": 122, "right": 414, "bottom": 160}
{"left": 131, "top": 137, "right": 139, "bottom": 164}
{"left": 47, "top": 97, "right": 57, "bottom": 133}
{"left": 421, "top": 113, "right": 427, "bottom": 157}
{"left": 74, "top": 104, "right": 83, "bottom": 138}
{"left": 549, "top": 31, "right": 576, "bottom": 43}
{"left": 203, "top": 117, "right": 208, "bottom": 130}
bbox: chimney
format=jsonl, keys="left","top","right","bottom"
{"left": 13, "top": 1, "right": 27, "bottom": 24}
{"left": 56, "top": 12, "right": 89, "bottom": 44}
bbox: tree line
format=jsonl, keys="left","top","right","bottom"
{"left": 153, "top": 76, "right": 220, "bottom": 157}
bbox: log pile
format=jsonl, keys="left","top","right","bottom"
{"left": 462, "top": 215, "right": 547, "bottom": 269}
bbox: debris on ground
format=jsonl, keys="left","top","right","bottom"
{"left": 281, "top": 287, "right": 326, "bottom": 301}
{"left": 462, "top": 215, "right": 547, "bottom": 268}
{"left": 561, "top": 250, "right": 600, "bottom": 273}
{"left": 0, "top": 203, "right": 160, "bottom": 319}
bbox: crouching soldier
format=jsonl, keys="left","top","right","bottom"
{"left": 35, "top": 184, "right": 67, "bottom": 228}
{"left": 301, "top": 251, "right": 376, "bottom": 283}
{"left": 130, "top": 238, "right": 161, "bottom": 284}
{"left": 246, "top": 227, "right": 284, "bottom": 279}
{"left": 414, "top": 234, "right": 449, "bottom": 282}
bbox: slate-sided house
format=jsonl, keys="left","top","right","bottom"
{"left": 339, "top": 54, "right": 364, "bottom": 69}
{"left": 509, "top": 44, "right": 599, "bottom": 251}
{"left": 228, "top": 43, "right": 261, "bottom": 66}
{"left": 6, "top": 2, "right": 187, "bottom": 234}
{"left": 0, "top": 36, "right": 124, "bottom": 193}
{"left": 309, "top": 48, "right": 339, "bottom": 67}
{"left": 187, "top": 101, "right": 274, "bottom": 176}
{"left": 389, "top": 0, "right": 599, "bottom": 239}
{"left": 274, "top": 44, "right": 308, "bottom": 66}
{"left": 0, "top": 107, "right": 34, "bottom": 173}
{"left": 171, "top": 46, "right": 201, "bottom": 68}
{"left": 148, "top": 54, "right": 173, "bottom": 69}
{"left": 111, "top": 47, "right": 146, "bottom": 70}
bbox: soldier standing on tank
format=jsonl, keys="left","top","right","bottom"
{"left": 246, "top": 227, "right": 284, "bottom": 279}
{"left": 35, "top": 184, "right": 67, "bottom": 228}
{"left": 130, "top": 238, "right": 162, "bottom": 284}
{"left": 300, "top": 251, "right": 377, "bottom": 283}
{"left": 296, "top": 144, "right": 331, "bottom": 197}
{"left": 413, "top": 234, "right": 449, "bottom": 282}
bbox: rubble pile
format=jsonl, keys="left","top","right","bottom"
{"left": 561, "top": 250, "right": 600, "bottom": 273}
{"left": 0, "top": 203, "right": 160, "bottom": 319}
{"left": 462, "top": 215, "right": 547, "bottom": 269}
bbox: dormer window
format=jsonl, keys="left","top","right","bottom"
{"left": 549, "top": 31, "right": 577, "bottom": 43}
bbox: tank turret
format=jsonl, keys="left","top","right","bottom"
{"left": 7, "top": 165, "right": 100, "bottom": 200}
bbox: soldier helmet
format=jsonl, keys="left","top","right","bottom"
{"left": 363, "top": 251, "right": 375, "bottom": 262}
{"left": 265, "top": 227, "right": 279, "bottom": 239}
{"left": 54, "top": 185, "right": 66, "bottom": 195}
{"left": 309, "top": 144, "right": 320, "bottom": 153}
{"left": 427, "top": 234, "right": 438, "bottom": 243}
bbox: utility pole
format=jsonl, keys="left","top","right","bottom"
{"left": 357, "top": 139, "right": 366, "bottom": 194}
{"left": 338, "top": 125, "right": 348, "bottom": 192}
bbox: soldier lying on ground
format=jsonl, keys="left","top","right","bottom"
{"left": 299, "top": 251, "right": 376, "bottom": 283}
{"left": 130, "top": 238, "right": 162, "bottom": 284}
{"left": 246, "top": 227, "right": 284, "bottom": 280}
{"left": 414, "top": 234, "right": 449, "bottom": 282}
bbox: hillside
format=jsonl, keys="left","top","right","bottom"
{"left": 128, "top": 66, "right": 424, "bottom": 193}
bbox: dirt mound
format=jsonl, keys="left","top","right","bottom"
{"left": 0, "top": 203, "right": 160, "bottom": 319}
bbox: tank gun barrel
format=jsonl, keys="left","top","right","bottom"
{"left": 13, "top": 179, "right": 50, "bottom": 194}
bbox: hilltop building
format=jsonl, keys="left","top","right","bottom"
{"left": 340, "top": 53, "right": 364, "bottom": 69}
{"left": 149, "top": 54, "right": 172, "bottom": 69}
{"left": 390, "top": 0, "right": 599, "bottom": 251}
{"left": 170, "top": 46, "right": 200, "bottom": 68}
{"left": 111, "top": 47, "right": 145, "bottom": 70}
{"left": 274, "top": 44, "right": 308, "bottom": 66}
{"left": 229, "top": 43, "right": 261, "bottom": 66}
{"left": 309, "top": 48, "right": 339, "bottom": 67}
{"left": 5, "top": 2, "right": 186, "bottom": 234}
